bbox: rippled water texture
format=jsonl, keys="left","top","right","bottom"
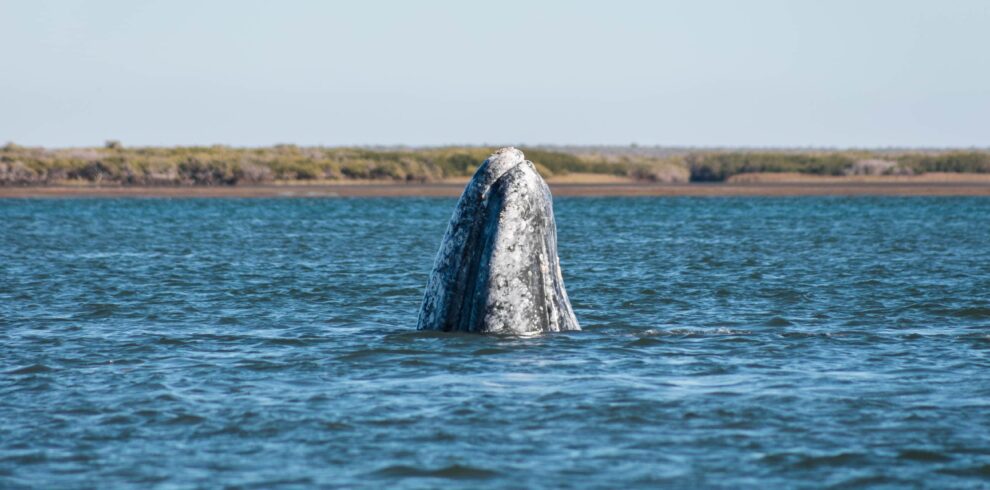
{"left": 2, "top": 197, "right": 990, "bottom": 488}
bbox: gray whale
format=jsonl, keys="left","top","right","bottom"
{"left": 416, "top": 147, "right": 580, "bottom": 334}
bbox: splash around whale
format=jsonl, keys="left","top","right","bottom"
{"left": 416, "top": 147, "right": 580, "bottom": 335}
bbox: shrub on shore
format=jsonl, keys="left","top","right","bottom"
{"left": 684, "top": 152, "right": 857, "bottom": 181}
{"left": 895, "top": 151, "right": 990, "bottom": 174}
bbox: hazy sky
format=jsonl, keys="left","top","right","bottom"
{"left": 2, "top": 0, "right": 988, "bottom": 147}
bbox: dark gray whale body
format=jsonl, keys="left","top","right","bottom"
{"left": 416, "top": 147, "right": 580, "bottom": 334}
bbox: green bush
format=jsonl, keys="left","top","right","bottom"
{"left": 685, "top": 153, "right": 856, "bottom": 181}
{"left": 896, "top": 152, "right": 990, "bottom": 173}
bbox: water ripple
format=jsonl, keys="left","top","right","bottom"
{"left": 1, "top": 197, "right": 989, "bottom": 488}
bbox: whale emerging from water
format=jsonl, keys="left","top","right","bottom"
{"left": 416, "top": 147, "right": 580, "bottom": 334}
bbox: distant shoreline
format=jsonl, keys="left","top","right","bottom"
{"left": 4, "top": 179, "right": 990, "bottom": 198}
{"left": 5, "top": 144, "right": 990, "bottom": 187}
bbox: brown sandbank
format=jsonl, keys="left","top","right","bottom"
{"left": 3, "top": 177, "right": 990, "bottom": 198}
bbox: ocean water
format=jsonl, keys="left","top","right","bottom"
{"left": 2, "top": 197, "right": 989, "bottom": 489}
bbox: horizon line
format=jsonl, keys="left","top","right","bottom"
{"left": 6, "top": 142, "right": 990, "bottom": 152}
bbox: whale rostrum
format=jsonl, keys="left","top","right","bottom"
{"left": 416, "top": 147, "right": 580, "bottom": 334}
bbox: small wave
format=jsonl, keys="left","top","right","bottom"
{"left": 321, "top": 421, "right": 352, "bottom": 431}
{"left": 74, "top": 303, "right": 119, "bottom": 319}
{"left": 217, "top": 316, "right": 240, "bottom": 325}
{"left": 366, "top": 417, "right": 419, "bottom": 427}
{"left": 793, "top": 452, "right": 866, "bottom": 469}
{"left": 761, "top": 451, "right": 866, "bottom": 470}
{"left": 165, "top": 414, "right": 206, "bottom": 425}
{"left": 247, "top": 477, "right": 315, "bottom": 486}
{"left": 155, "top": 337, "right": 186, "bottom": 345}
{"left": 399, "top": 358, "right": 434, "bottom": 367}
{"left": 260, "top": 337, "right": 312, "bottom": 346}
{"left": 6, "top": 363, "right": 53, "bottom": 375}
{"left": 641, "top": 328, "right": 754, "bottom": 337}
{"left": 235, "top": 359, "right": 289, "bottom": 371}
{"left": 371, "top": 464, "right": 498, "bottom": 480}
{"left": 191, "top": 333, "right": 253, "bottom": 342}
{"left": 337, "top": 348, "right": 433, "bottom": 361}
{"left": 826, "top": 475, "right": 910, "bottom": 488}
{"left": 98, "top": 415, "right": 134, "bottom": 426}
{"left": 764, "top": 316, "right": 793, "bottom": 327}
{"left": 627, "top": 337, "right": 665, "bottom": 347}
{"left": 939, "top": 463, "right": 990, "bottom": 477}
{"left": 471, "top": 347, "right": 510, "bottom": 356}
{"left": 383, "top": 330, "right": 478, "bottom": 342}
{"left": 1, "top": 451, "right": 47, "bottom": 465}
{"left": 897, "top": 449, "right": 952, "bottom": 462}
{"left": 778, "top": 331, "right": 834, "bottom": 338}
{"left": 958, "top": 333, "right": 990, "bottom": 344}
{"left": 948, "top": 306, "right": 990, "bottom": 319}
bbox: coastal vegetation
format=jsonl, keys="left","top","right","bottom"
{"left": 2, "top": 142, "right": 989, "bottom": 185}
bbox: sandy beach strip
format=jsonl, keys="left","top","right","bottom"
{"left": 3, "top": 181, "right": 990, "bottom": 198}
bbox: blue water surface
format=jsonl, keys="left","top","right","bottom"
{"left": 2, "top": 197, "right": 989, "bottom": 488}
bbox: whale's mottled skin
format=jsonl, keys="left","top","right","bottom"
{"left": 416, "top": 147, "right": 580, "bottom": 334}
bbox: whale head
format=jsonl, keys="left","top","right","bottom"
{"left": 416, "top": 147, "right": 580, "bottom": 335}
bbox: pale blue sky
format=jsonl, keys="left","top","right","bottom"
{"left": 2, "top": 0, "right": 988, "bottom": 147}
